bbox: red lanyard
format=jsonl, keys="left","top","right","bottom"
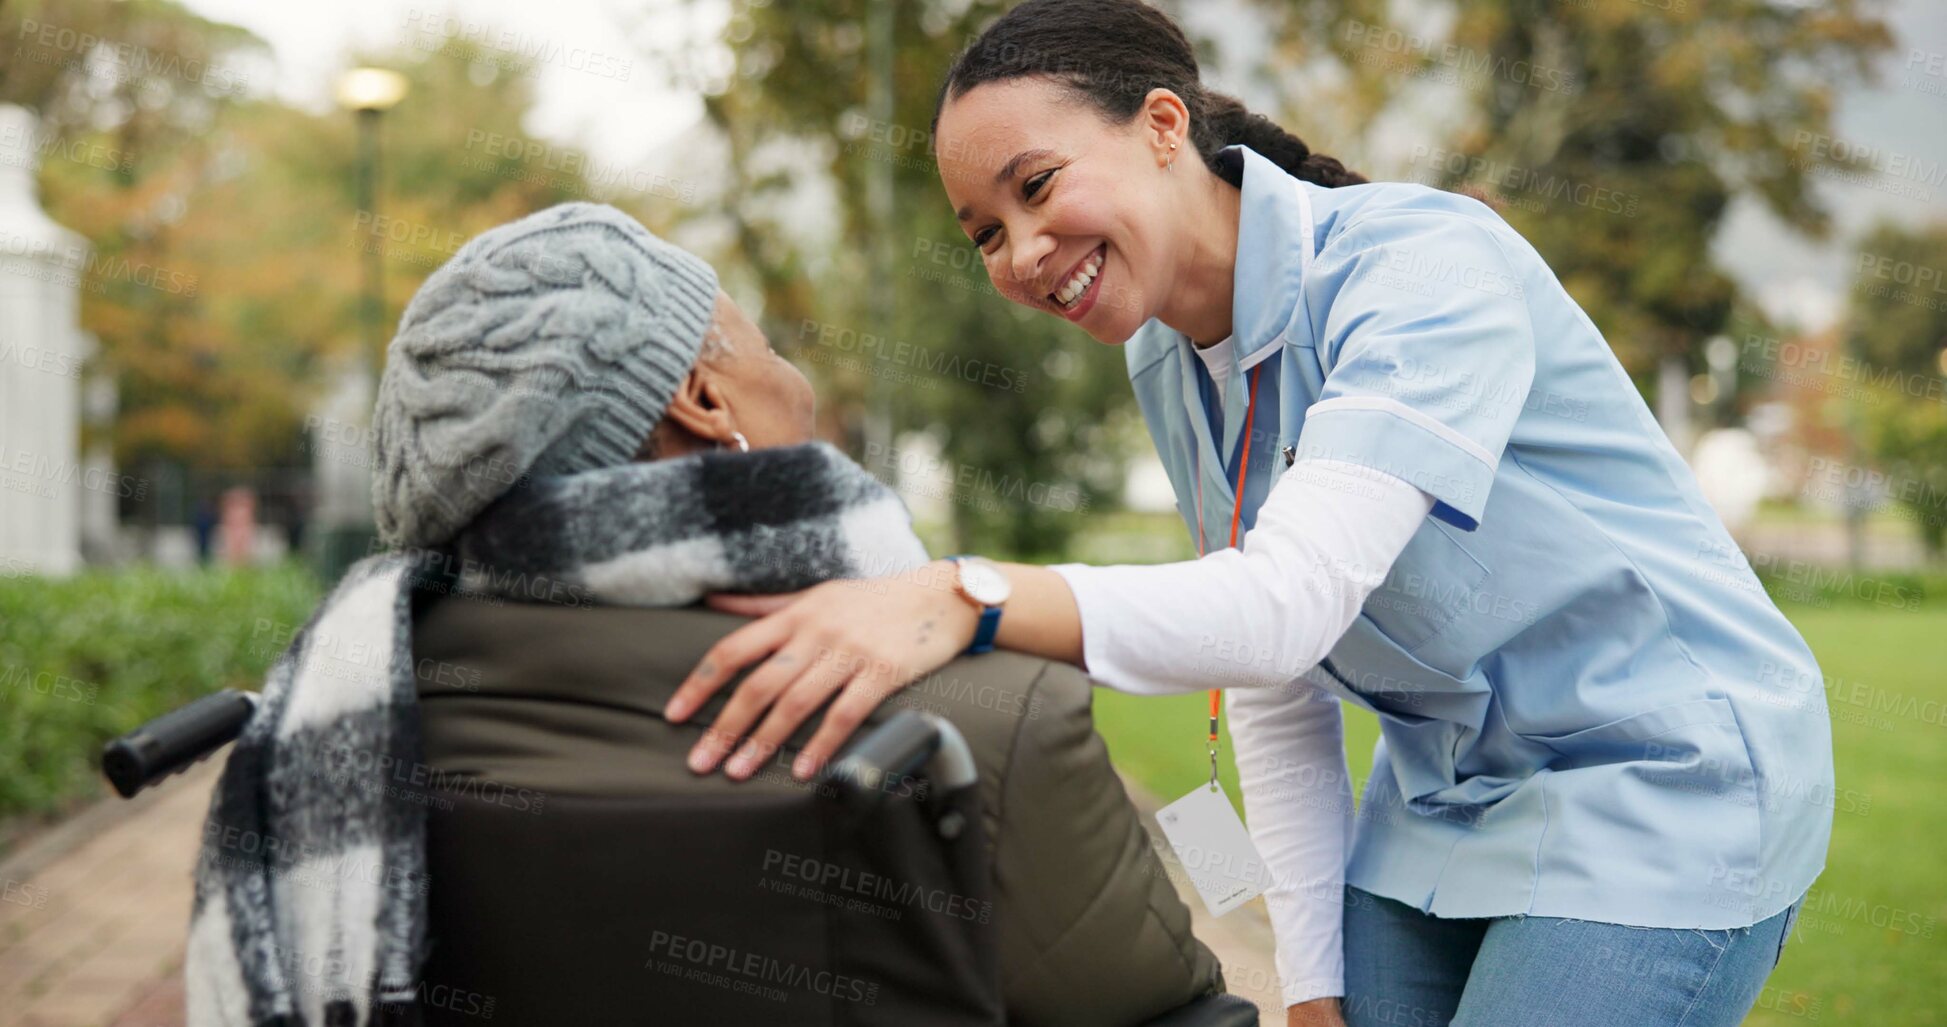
{"left": 1193, "top": 362, "right": 1266, "bottom": 775}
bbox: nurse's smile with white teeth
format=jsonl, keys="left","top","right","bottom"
{"left": 1052, "top": 244, "right": 1106, "bottom": 317}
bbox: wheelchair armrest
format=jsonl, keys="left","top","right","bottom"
{"left": 1137, "top": 992, "right": 1263, "bottom": 1027}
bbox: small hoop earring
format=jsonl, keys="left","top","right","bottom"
{"left": 730, "top": 431, "right": 750, "bottom": 453}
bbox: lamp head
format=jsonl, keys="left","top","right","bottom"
{"left": 335, "top": 68, "right": 409, "bottom": 112}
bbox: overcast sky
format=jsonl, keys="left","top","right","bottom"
{"left": 177, "top": 0, "right": 717, "bottom": 165}
{"left": 178, "top": 0, "right": 1947, "bottom": 335}
{"left": 1712, "top": 0, "right": 1947, "bottom": 332}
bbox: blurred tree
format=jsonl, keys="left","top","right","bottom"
{"left": 667, "top": 0, "right": 1892, "bottom": 552}
{"left": 646, "top": 0, "right": 1123, "bottom": 558}
{"left": 656, "top": 0, "right": 1398, "bottom": 557}
{"left": 1848, "top": 222, "right": 1947, "bottom": 558}
{"left": 3, "top": 0, "right": 266, "bottom": 471}
{"left": 1848, "top": 222, "right": 1947, "bottom": 375}
{"left": 20, "top": 18, "right": 597, "bottom": 475}
{"left": 1414, "top": 0, "right": 1892, "bottom": 387}
{"left": 0, "top": 0, "right": 262, "bottom": 142}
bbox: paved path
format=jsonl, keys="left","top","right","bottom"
{"left": 0, "top": 763, "right": 209, "bottom": 1027}
{"left": 1178, "top": 885, "right": 1287, "bottom": 1025}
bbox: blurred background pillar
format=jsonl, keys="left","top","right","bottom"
{"left": 0, "top": 103, "right": 90, "bottom": 577}
{"left": 310, "top": 68, "right": 409, "bottom": 582}
{"left": 78, "top": 332, "right": 124, "bottom": 564}
{"left": 1656, "top": 353, "right": 1695, "bottom": 458}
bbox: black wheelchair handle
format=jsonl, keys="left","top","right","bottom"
{"left": 821, "top": 709, "right": 978, "bottom": 815}
{"left": 101, "top": 689, "right": 258, "bottom": 799}
{"left": 825, "top": 710, "right": 940, "bottom": 789}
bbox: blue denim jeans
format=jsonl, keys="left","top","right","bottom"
{"left": 1342, "top": 886, "right": 1801, "bottom": 1027}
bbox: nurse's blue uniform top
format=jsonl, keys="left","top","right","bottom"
{"left": 1128, "top": 145, "right": 1831, "bottom": 927}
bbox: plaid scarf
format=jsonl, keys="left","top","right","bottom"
{"left": 185, "top": 442, "right": 930, "bottom": 1026}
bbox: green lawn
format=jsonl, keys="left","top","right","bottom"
{"left": 1095, "top": 601, "right": 1947, "bottom": 1024}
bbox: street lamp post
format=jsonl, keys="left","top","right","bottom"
{"left": 310, "top": 68, "right": 409, "bottom": 583}
{"left": 337, "top": 68, "right": 409, "bottom": 366}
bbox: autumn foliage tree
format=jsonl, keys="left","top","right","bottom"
{"left": 9, "top": 5, "right": 607, "bottom": 488}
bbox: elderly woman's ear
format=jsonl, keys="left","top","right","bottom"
{"left": 637, "top": 292, "right": 819, "bottom": 461}
{"left": 643, "top": 367, "right": 742, "bottom": 458}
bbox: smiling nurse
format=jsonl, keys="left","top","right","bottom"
{"left": 663, "top": 1, "right": 1832, "bottom": 1024}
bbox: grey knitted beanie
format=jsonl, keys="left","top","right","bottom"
{"left": 371, "top": 202, "right": 718, "bottom": 548}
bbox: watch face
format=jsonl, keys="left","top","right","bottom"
{"left": 960, "top": 559, "right": 1011, "bottom": 606}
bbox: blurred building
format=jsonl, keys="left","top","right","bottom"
{"left": 0, "top": 103, "right": 89, "bottom": 577}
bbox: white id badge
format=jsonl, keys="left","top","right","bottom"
{"left": 1156, "top": 783, "right": 1269, "bottom": 917}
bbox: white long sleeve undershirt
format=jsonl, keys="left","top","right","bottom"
{"left": 1052, "top": 457, "right": 1434, "bottom": 1007}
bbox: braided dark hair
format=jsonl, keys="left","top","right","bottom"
{"left": 933, "top": 0, "right": 1365, "bottom": 188}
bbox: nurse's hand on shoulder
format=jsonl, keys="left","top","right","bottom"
{"left": 664, "top": 559, "right": 978, "bottom": 782}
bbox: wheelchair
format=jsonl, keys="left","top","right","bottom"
{"left": 106, "top": 691, "right": 1262, "bottom": 1026}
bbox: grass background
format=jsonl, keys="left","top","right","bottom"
{"left": 1095, "top": 597, "right": 1947, "bottom": 1025}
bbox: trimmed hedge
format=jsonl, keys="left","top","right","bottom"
{"left": 2, "top": 559, "right": 1936, "bottom": 833}
{"left": 1753, "top": 566, "right": 1947, "bottom": 613}
{"left": 0, "top": 564, "right": 320, "bottom": 828}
